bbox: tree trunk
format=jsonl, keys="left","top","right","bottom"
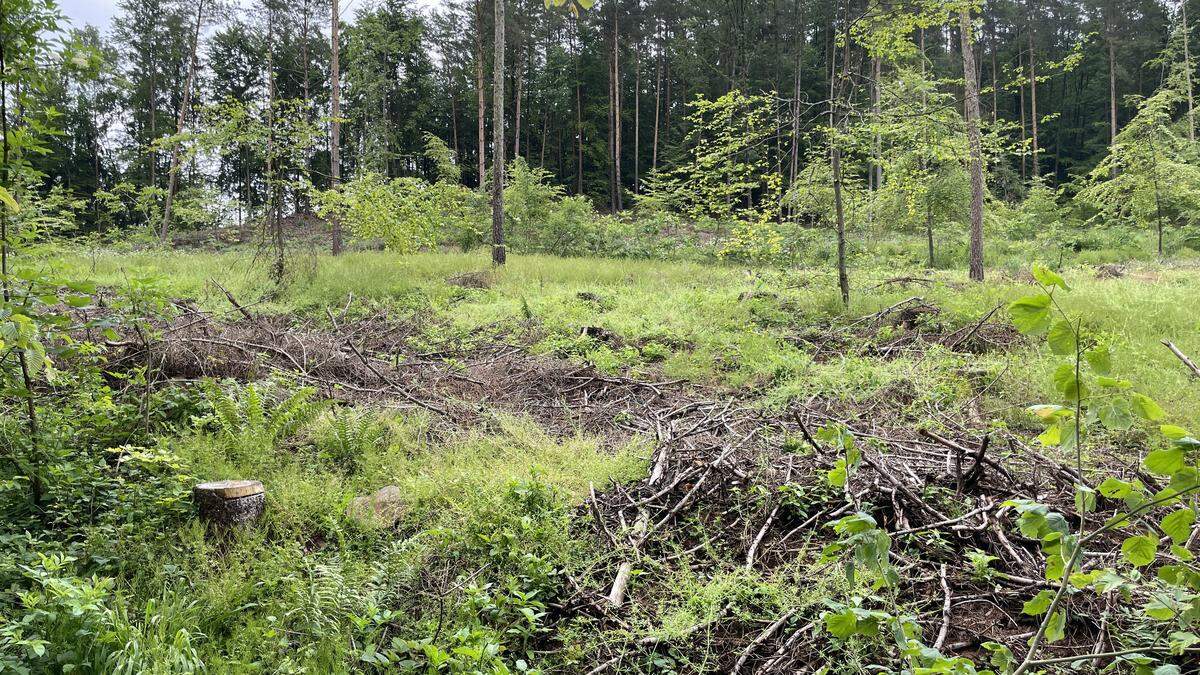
{"left": 1027, "top": 8, "right": 1039, "bottom": 179}
{"left": 1184, "top": 0, "right": 1195, "bottom": 141}
{"left": 266, "top": 7, "right": 284, "bottom": 282}
{"left": 960, "top": 8, "right": 986, "bottom": 282}
{"left": 491, "top": 0, "right": 506, "bottom": 265}
{"left": 830, "top": 4, "right": 850, "bottom": 307}
{"left": 575, "top": 23, "right": 584, "bottom": 195}
{"left": 475, "top": 0, "right": 487, "bottom": 190}
{"left": 513, "top": 44, "right": 523, "bottom": 159}
{"left": 330, "top": 0, "right": 343, "bottom": 254}
{"left": 987, "top": 5, "right": 998, "bottom": 123}
{"left": 652, "top": 24, "right": 662, "bottom": 173}
{"left": 921, "top": 28, "right": 934, "bottom": 268}
{"left": 1106, "top": 3, "right": 1118, "bottom": 178}
{"left": 871, "top": 56, "right": 881, "bottom": 191}
{"left": 788, "top": 0, "right": 804, "bottom": 202}
{"left": 158, "top": 0, "right": 205, "bottom": 242}
{"left": 633, "top": 34, "right": 640, "bottom": 195}
{"left": 1018, "top": 50, "right": 1027, "bottom": 181}
{"left": 612, "top": 7, "right": 623, "bottom": 211}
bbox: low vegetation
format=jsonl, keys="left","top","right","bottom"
{"left": 7, "top": 0, "right": 1200, "bottom": 671}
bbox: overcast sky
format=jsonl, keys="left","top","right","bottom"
{"left": 57, "top": 0, "right": 440, "bottom": 33}
{"left": 60, "top": 0, "right": 120, "bottom": 30}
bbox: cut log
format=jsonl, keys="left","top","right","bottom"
{"left": 194, "top": 480, "right": 265, "bottom": 528}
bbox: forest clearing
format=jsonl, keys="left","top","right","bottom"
{"left": 5, "top": 0, "right": 1200, "bottom": 671}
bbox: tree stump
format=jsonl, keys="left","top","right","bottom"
{"left": 193, "top": 480, "right": 265, "bottom": 528}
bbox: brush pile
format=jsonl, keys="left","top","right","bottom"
{"left": 80, "top": 291, "right": 1169, "bottom": 672}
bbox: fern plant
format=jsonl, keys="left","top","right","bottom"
{"left": 315, "top": 408, "right": 389, "bottom": 472}
{"left": 201, "top": 380, "right": 322, "bottom": 457}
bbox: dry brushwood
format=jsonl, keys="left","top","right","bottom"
{"left": 73, "top": 293, "right": 1162, "bottom": 671}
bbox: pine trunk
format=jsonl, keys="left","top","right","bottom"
{"left": 961, "top": 8, "right": 986, "bottom": 282}
{"left": 475, "top": 0, "right": 486, "bottom": 190}
{"left": 491, "top": 0, "right": 506, "bottom": 265}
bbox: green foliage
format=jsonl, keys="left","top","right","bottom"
{"left": 314, "top": 173, "right": 481, "bottom": 253}
{"left": 200, "top": 380, "right": 322, "bottom": 458}
{"left": 639, "top": 90, "right": 784, "bottom": 263}
{"left": 1002, "top": 264, "right": 1199, "bottom": 671}
{"left": 1076, "top": 42, "right": 1200, "bottom": 248}
{"left": 424, "top": 133, "right": 462, "bottom": 184}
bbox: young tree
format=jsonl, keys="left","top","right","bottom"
{"left": 1077, "top": 54, "right": 1200, "bottom": 255}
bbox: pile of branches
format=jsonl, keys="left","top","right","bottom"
{"left": 76, "top": 288, "right": 1163, "bottom": 672}
{"left": 569, "top": 395, "right": 1154, "bottom": 672}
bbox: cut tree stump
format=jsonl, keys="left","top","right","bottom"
{"left": 194, "top": 480, "right": 265, "bottom": 528}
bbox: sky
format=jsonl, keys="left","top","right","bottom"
{"left": 56, "top": 0, "right": 441, "bottom": 32}
{"left": 60, "top": 0, "right": 120, "bottom": 30}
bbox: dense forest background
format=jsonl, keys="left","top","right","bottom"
{"left": 37, "top": 0, "right": 1189, "bottom": 232}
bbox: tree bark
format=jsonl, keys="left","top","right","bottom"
{"left": 513, "top": 41, "right": 524, "bottom": 159}
{"left": 1106, "top": 2, "right": 1118, "bottom": 178}
{"left": 1018, "top": 50, "right": 1027, "bottom": 181}
{"left": 633, "top": 28, "right": 640, "bottom": 195}
{"left": 611, "top": 6, "right": 623, "bottom": 211}
{"left": 830, "top": 3, "right": 850, "bottom": 307}
{"left": 491, "top": 0, "right": 506, "bottom": 265}
{"left": 265, "top": 7, "right": 284, "bottom": 282}
{"left": 475, "top": 0, "right": 487, "bottom": 190}
{"left": 158, "top": 0, "right": 205, "bottom": 242}
{"left": 960, "top": 8, "right": 986, "bottom": 282}
{"left": 788, "top": 0, "right": 804, "bottom": 202}
{"left": 1184, "top": 0, "right": 1196, "bottom": 141}
{"left": 1026, "top": 5, "right": 1039, "bottom": 179}
{"left": 652, "top": 22, "right": 662, "bottom": 173}
{"left": 331, "top": 0, "right": 343, "bottom": 254}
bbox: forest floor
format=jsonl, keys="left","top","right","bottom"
{"left": 21, "top": 246, "right": 1200, "bottom": 672}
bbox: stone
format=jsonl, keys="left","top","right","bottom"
{"left": 345, "top": 485, "right": 406, "bottom": 527}
{"left": 194, "top": 480, "right": 265, "bottom": 528}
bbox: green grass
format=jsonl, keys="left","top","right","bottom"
{"left": 40, "top": 242, "right": 1200, "bottom": 433}
{"left": 10, "top": 236, "right": 1200, "bottom": 673}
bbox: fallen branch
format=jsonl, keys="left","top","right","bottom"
{"left": 1162, "top": 340, "right": 1200, "bottom": 379}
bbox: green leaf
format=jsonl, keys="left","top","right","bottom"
{"left": 1144, "top": 447, "right": 1185, "bottom": 476}
{"left": 824, "top": 608, "right": 859, "bottom": 640}
{"left": 1009, "top": 293, "right": 1052, "bottom": 335}
{"left": 1160, "top": 509, "right": 1195, "bottom": 544}
{"left": 1029, "top": 404, "right": 1070, "bottom": 420}
{"left": 981, "top": 642, "right": 1014, "bottom": 670}
{"left": 1032, "top": 263, "right": 1070, "bottom": 290}
{"left": 1098, "top": 477, "right": 1134, "bottom": 498}
{"left": 1131, "top": 393, "right": 1166, "bottom": 421}
{"left": 1169, "top": 630, "right": 1199, "bottom": 655}
{"left": 1045, "top": 609, "right": 1067, "bottom": 643}
{"left": 1047, "top": 321, "right": 1077, "bottom": 355}
{"left": 0, "top": 186, "right": 19, "bottom": 214}
{"left": 1161, "top": 425, "right": 1191, "bottom": 440}
{"left": 1121, "top": 534, "right": 1158, "bottom": 567}
{"left": 1053, "top": 363, "right": 1084, "bottom": 401}
{"left": 1145, "top": 596, "right": 1178, "bottom": 621}
{"left": 1096, "top": 399, "right": 1134, "bottom": 430}
{"left": 1085, "top": 345, "right": 1113, "bottom": 375}
{"left": 1075, "top": 486, "right": 1097, "bottom": 514}
{"left": 1022, "top": 589, "right": 1055, "bottom": 615}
